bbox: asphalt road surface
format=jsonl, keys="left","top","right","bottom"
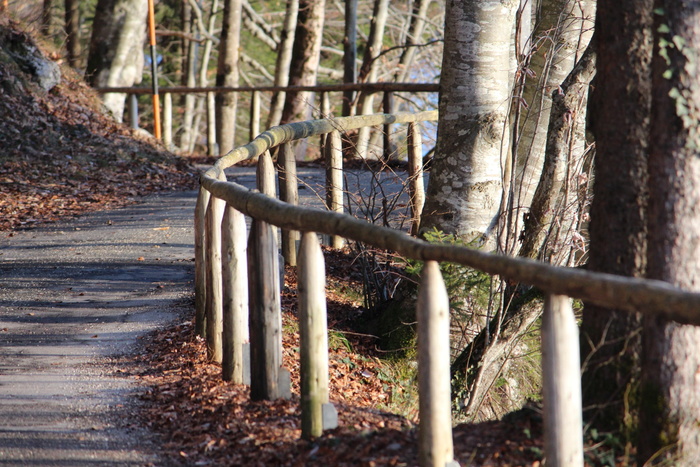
{"left": 0, "top": 190, "right": 197, "bottom": 466}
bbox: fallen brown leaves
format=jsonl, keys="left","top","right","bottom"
{"left": 129, "top": 248, "right": 546, "bottom": 467}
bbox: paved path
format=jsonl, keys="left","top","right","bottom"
{"left": 0, "top": 165, "right": 410, "bottom": 466}
{"left": 0, "top": 190, "right": 197, "bottom": 466}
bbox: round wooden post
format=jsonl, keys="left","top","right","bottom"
{"left": 248, "top": 218, "right": 289, "bottom": 400}
{"left": 128, "top": 94, "right": 139, "bottom": 130}
{"left": 207, "top": 91, "right": 217, "bottom": 156}
{"left": 257, "top": 150, "right": 277, "bottom": 197}
{"left": 250, "top": 90, "right": 261, "bottom": 141}
{"left": 325, "top": 130, "right": 344, "bottom": 248}
{"left": 194, "top": 186, "right": 211, "bottom": 338}
{"left": 319, "top": 92, "right": 331, "bottom": 150}
{"left": 542, "top": 294, "right": 583, "bottom": 467}
{"left": 221, "top": 203, "right": 249, "bottom": 383}
{"left": 407, "top": 122, "right": 425, "bottom": 236}
{"left": 205, "top": 170, "right": 226, "bottom": 363}
{"left": 277, "top": 142, "right": 300, "bottom": 266}
{"left": 417, "top": 261, "right": 455, "bottom": 467}
{"left": 163, "top": 92, "right": 173, "bottom": 150}
{"left": 382, "top": 91, "right": 394, "bottom": 161}
{"left": 298, "top": 232, "right": 333, "bottom": 438}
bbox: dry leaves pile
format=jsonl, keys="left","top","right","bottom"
{"left": 130, "top": 249, "right": 545, "bottom": 466}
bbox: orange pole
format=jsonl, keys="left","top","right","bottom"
{"left": 147, "top": 0, "right": 161, "bottom": 139}
{"left": 1, "top": 0, "right": 8, "bottom": 14}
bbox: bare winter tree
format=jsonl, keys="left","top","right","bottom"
{"left": 216, "top": 0, "right": 243, "bottom": 154}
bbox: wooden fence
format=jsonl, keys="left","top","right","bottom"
{"left": 97, "top": 82, "right": 440, "bottom": 158}
{"left": 195, "top": 111, "right": 700, "bottom": 466}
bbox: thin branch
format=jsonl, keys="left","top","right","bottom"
{"left": 241, "top": 52, "right": 275, "bottom": 82}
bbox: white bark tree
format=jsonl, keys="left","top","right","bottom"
{"left": 85, "top": 0, "right": 147, "bottom": 121}
{"left": 216, "top": 0, "right": 243, "bottom": 155}
{"left": 420, "top": 0, "right": 518, "bottom": 247}
{"left": 508, "top": 0, "right": 594, "bottom": 252}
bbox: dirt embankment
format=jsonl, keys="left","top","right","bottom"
{"left": 0, "top": 17, "right": 197, "bottom": 233}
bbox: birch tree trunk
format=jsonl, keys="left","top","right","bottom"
{"left": 419, "top": 0, "right": 518, "bottom": 247}
{"left": 280, "top": 0, "right": 325, "bottom": 126}
{"left": 267, "top": 0, "right": 299, "bottom": 129}
{"left": 354, "top": 0, "right": 389, "bottom": 159}
{"left": 394, "top": 0, "right": 432, "bottom": 83}
{"left": 510, "top": 0, "right": 594, "bottom": 240}
{"left": 639, "top": 1, "right": 700, "bottom": 462}
{"left": 85, "top": 0, "right": 147, "bottom": 122}
{"left": 180, "top": 1, "right": 197, "bottom": 152}
{"left": 216, "top": 0, "right": 243, "bottom": 155}
{"left": 518, "top": 44, "right": 596, "bottom": 265}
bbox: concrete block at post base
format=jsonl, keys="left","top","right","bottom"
{"left": 322, "top": 403, "right": 338, "bottom": 430}
{"left": 242, "top": 342, "right": 251, "bottom": 386}
{"left": 278, "top": 368, "right": 291, "bottom": 400}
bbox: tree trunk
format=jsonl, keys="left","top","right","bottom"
{"left": 354, "top": 0, "right": 390, "bottom": 158}
{"left": 267, "top": 0, "right": 299, "bottom": 128}
{"left": 580, "top": 0, "right": 652, "bottom": 438}
{"left": 419, "top": 0, "right": 517, "bottom": 247}
{"left": 510, "top": 0, "right": 594, "bottom": 245}
{"left": 180, "top": 1, "right": 197, "bottom": 152}
{"left": 41, "top": 0, "right": 52, "bottom": 36}
{"left": 394, "top": 0, "right": 432, "bottom": 83}
{"left": 639, "top": 1, "right": 700, "bottom": 462}
{"left": 518, "top": 44, "right": 596, "bottom": 265}
{"left": 216, "top": 0, "right": 243, "bottom": 155}
{"left": 342, "top": 0, "right": 357, "bottom": 118}
{"left": 280, "top": 0, "right": 326, "bottom": 126}
{"left": 64, "top": 0, "right": 80, "bottom": 68}
{"left": 85, "top": 0, "right": 147, "bottom": 121}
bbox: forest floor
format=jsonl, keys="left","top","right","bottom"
{"left": 0, "top": 18, "right": 620, "bottom": 467}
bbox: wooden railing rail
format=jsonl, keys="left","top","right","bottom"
{"left": 97, "top": 82, "right": 439, "bottom": 156}
{"left": 196, "top": 111, "right": 700, "bottom": 467}
{"left": 96, "top": 82, "right": 441, "bottom": 95}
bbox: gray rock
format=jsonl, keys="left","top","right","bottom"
{"left": 5, "top": 34, "right": 61, "bottom": 91}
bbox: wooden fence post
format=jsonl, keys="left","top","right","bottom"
{"left": 207, "top": 91, "right": 217, "bottom": 156}
{"left": 257, "top": 150, "right": 277, "bottom": 198}
{"left": 250, "top": 90, "right": 261, "bottom": 142}
{"left": 407, "top": 122, "right": 425, "bottom": 236}
{"left": 417, "top": 261, "right": 456, "bottom": 467}
{"left": 248, "top": 218, "right": 290, "bottom": 400}
{"left": 205, "top": 171, "right": 226, "bottom": 363}
{"left": 298, "top": 232, "right": 337, "bottom": 438}
{"left": 194, "top": 186, "right": 211, "bottom": 337}
{"left": 221, "top": 203, "right": 250, "bottom": 384}
{"left": 163, "top": 92, "right": 173, "bottom": 150}
{"left": 319, "top": 92, "right": 331, "bottom": 150}
{"left": 383, "top": 91, "right": 394, "bottom": 161}
{"left": 325, "top": 130, "right": 345, "bottom": 248}
{"left": 278, "top": 142, "right": 300, "bottom": 266}
{"left": 128, "top": 93, "right": 139, "bottom": 130}
{"left": 542, "top": 294, "right": 583, "bottom": 467}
